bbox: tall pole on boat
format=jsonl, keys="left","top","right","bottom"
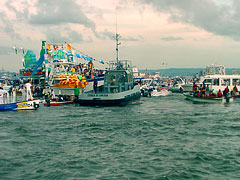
{"left": 115, "top": 14, "right": 121, "bottom": 68}
{"left": 44, "top": 42, "right": 48, "bottom": 82}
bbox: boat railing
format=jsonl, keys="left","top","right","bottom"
{"left": 87, "top": 82, "right": 134, "bottom": 94}
{"left": 108, "top": 60, "right": 133, "bottom": 71}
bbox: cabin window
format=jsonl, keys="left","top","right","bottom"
{"left": 203, "top": 79, "right": 212, "bottom": 84}
{"left": 213, "top": 79, "right": 219, "bottom": 85}
{"left": 232, "top": 79, "right": 240, "bottom": 86}
{"left": 221, "top": 79, "right": 230, "bottom": 86}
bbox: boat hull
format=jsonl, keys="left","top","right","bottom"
{"left": 44, "top": 101, "right": 75, "bottom": 106}
{"left": 0, "top": 99, "right": 40, "bottom": 111}
{"left": 76, "top": 86, "right": 141, "bottom": 106}
{"left": 184, "top": 94, "right": 233, "bottom": 103}
{"left": 0, "top": 103, "right": 18, "bottom": 111}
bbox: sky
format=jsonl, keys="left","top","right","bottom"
{"left": 1, "top": 0, "right": 240, "bottom": 72}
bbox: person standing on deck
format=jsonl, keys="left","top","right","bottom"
{"left": 93, "top": 77, "right": 98, "bottom": 93}
{"left": 2, "top": 88, "right": 8, "bottom": 104}
{"left": 0, "top": 87, "right": 4, "bottom": 104}
{"left": 50, "top": 89, "right": 56, "bottom": 100}
{"left": 223, "top": 86, "right": 229, "bottom": 97}
{"left": 233, "top": 85, "right": 238, "bottom": 95}
{"left": 19, "top": 86, "right": 26, "bottom": 101}
{"left": 25, "top": 80, "right": 33, "bottom": 100}
{"left": 12, "top": 86, "right": 17, "bottom": 103}
{"left": 74, "top": 85, "right": 80, "bottom": 100}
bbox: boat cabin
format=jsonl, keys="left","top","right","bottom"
{"left": 95, "top": 60, "right": 134, "bottom": 93}
{"left": 200, "top": 74, "right": 240, "bottom": 91}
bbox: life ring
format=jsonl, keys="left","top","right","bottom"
{"left": 34, "top": 103, "right": 39, "bottom": 109}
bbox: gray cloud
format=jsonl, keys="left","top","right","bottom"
{"left": 0, "top": 12, "right": 21, "bottom": 40}
{"left": 136, "top": 0, "right": 240, "bottom": 40}
{"left": 45, "top": 29, "right": 67, "bottom": 44}
{"left": 101, "top": 29, "right": 115, "bottom": 40}
{"left": 122, "top": 35, "right": 144, "bottom": 41}
{"left": 100, "top": 29, "right": 144, "bottom": 41}
{"left": 45, "top": 27, "right": 89, "bottom": 44}
{"left": 161, "top": 36, "right": 183, "bottom": 41}
{"left": 29, "top": 0, "right": 96, "bottom": 31}
{"left": 0, "top": 46, "right": 15, "bottom": 55}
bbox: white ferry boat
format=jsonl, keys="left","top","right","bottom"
{"left": 182, "top": 64, "right": 240, "bottom": 92}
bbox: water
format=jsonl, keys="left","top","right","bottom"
{"left": 1, "top": 94, "right": 240, "bottom": 179}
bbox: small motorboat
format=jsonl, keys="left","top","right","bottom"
{"left": 184, "top": 93, "right": 233, "bottom": 103}
{"left": 0, "top": 99, "right": 41, "bottom": 111}
{"left": 152, "top": 89, "right": 171, "bottom": 97}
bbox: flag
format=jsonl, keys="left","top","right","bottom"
{"left": 46, "top": 42, "right": 51, "bottom": 50}
{"left": 41, "top": 41, "right": 46, "bottom": 48}
{"left": 53, "top": 45, "right": 58, "bottom": 50}
{"left": 75, "top": 54, "right": 81, "bottom": 58}
{"left": 67, "top": 44, "right": 72, "bottom": 50}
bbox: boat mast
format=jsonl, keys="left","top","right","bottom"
{"left": 115, "top": 14, "right": 121, "bottom": 68}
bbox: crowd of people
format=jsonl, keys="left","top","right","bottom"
{"left": 0, "top": 80, "right": 58, "bottom": 104}
{"left": 192, "top": 82, "right": 239, "bottom": 98}
{"left": 54, "top": 61, "right": 105, "bottom": 80}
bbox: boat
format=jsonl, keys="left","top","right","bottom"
{"left": 0, "top": 99, "right": 40, "bottom": 111}
{"left": 184, "top": 93, "right": 233, "bottom": 103}
{"left": 181, "top": 64, "right": 240, "bottom": 92}
{"left": 43, "top": 100, "right": 75, "bottom": 106}
{"left": 76, "top": 60, "right": 141, "bottom": 106}
{"left": 75, "top": 31, "right": 141, "bottom": 106}
{"left": 152, "top": 89, "right": 171, "bottom": 97}
{"left": 168, "top": 77, "right": 186, "bottom": 93}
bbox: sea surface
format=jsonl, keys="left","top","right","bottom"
{"left": 1, "top": 94, "right": 240, "bottom": 180}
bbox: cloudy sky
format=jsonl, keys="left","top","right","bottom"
{"left": 1, "top": 0, "right": 240, "bottom": 71}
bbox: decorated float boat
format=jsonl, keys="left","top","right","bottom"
{"left": 19, "top": 41, "right": 105, "bottom": 95}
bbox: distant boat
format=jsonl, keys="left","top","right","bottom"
{"left": 168, "top": 77, "right": 186, "bottom": 93}
{"left": 152, "top": 89, "right": 171, "bottom": 97}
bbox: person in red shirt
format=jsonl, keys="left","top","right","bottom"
{"left": 223, "top": 86, "right": 229, "bottom": 97}
{"left": 196, "top": 91, "right": 200, "bottom": 97}
{"left": 217, "top": 90, "right": 222, "bottom": 98}
{"left": 193, "top": 82, "right": 198, "bottom": 92}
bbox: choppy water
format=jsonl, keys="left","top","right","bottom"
{"left": 1, "top": 94, "right": 240, "bottom": 179}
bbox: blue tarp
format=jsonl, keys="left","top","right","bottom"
{"left": 32, "top": 54, "right": 45, "bottom": 75}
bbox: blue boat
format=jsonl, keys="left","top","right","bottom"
{"left": 0, "top": 100, "right": 40, "bottom": 111}
{"left": 0, "top": 103, "right": 18, "bottom": 111}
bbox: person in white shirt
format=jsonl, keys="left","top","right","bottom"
{"left": 25, "top": 81, "right": 33, "bottom": 100}
{"left": 12, "top": 86, "right": 17, "bottom": 103}
{"left": 0, "top": 87, "right": 4, "bottom": 104}
{"left": 50, "top": 89, "right": 56, "bottom": 100}
{"left": 19, "top": 86, "right": 26, "bottom": 101}
{"left": 2, "top": 89, "right": 8, "bottom": 104}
